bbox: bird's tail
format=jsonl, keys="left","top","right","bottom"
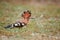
{"left": 4, "top": 24, "right": 13, "bottom": 29}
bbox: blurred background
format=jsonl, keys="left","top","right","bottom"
{"left": 0, "top": 0, "right": 60, "bottom": 40}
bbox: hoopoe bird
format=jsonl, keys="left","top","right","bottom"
{"left": 4, "top": 10, "right": 31, "bottom": 28}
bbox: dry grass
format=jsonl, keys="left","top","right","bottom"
{"left": 0, "top": 1, "right": 60, "bottom": 40}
